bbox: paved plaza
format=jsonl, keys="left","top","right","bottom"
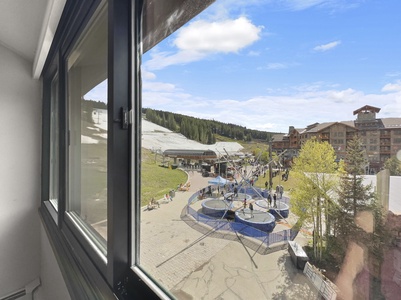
{"left": 140, "top": 169, "right": 318, "bottom": 299}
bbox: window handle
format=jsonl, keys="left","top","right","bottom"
{"left": 114, "top": 107, "right": 129, "bottom": 130}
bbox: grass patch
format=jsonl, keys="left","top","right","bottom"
{"left": 254, "top": 170, "right": 298, "bottom": 193}
{"left": 140, "top": 148, "right": 187, "bottom": 206}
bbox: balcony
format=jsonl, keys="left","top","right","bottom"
{"left": 380, "top": 147, "right": 391, "bottom": 154}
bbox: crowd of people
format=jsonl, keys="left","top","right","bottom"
{"left": 146, "top": 164, "right": 287, "bottom": 212}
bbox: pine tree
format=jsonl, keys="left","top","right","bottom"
{"left": 332, "top": 136, "right": 374, "bottom": 249}
{"left": 332, "top": 136, "right": 389, "bottom": 298}
{"left": 167, "top": 113, "right": 177, "bottom": 131}
{"left": 343, "top": 135, "right": 372, "bottom": 216}
{"left": 384, "top": 156, "right": 401, "bottom": 176}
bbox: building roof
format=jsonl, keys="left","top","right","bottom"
{"left": 306, "top": 122, "right": 336, "bottom": 133}
{"left": 271, "top": 133, "right": 287, "bottom": 141}
{"left": 382, "top": 118, "right": 401, "bottom": 129}
{"left": 163, "top": 149, "right": 217, "bottom": 160}
{"left": 341, "top": 120, "right": 356, "bottom": 128}
{"left": 353, "top": 105, "right": 381, "bottom": 115}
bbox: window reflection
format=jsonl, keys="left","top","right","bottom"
{"left": 67, "top": 4, "right": 108, "bottom": 247}
{"left": 49, "top": 73, "right": 59, "bottom": 210}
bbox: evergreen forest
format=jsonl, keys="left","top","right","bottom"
{"left": 143, "top": 108, "right": 278, "bottom": 144}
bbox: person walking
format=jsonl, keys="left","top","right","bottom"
{"left": 273, "top": 193, "right": 277, "bottom": 208}
{"left": 243, "top": 198, "right": 247, "bottom": 214}
{"left": 249, "top": 202, "right": 254, "bottom": 218}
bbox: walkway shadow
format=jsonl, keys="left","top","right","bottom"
{"left": 271, "top": 254, "right": 318, "bottom": 300}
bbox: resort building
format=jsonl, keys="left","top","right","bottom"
{"left": 272, "top": 105, "right": 401, "bottom": 173}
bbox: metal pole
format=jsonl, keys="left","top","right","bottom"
{"left": 269, "top": 139, "right": 273, "bottom": 191}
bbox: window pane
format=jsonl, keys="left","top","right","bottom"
{"left": 68, "top": 4, "right": 108, "bottom": 248}
{"left": 49, "top": 73, "right": 59, "bottom": 210}
{"left": 137, "top": 1, "right": 400, "bottom": 299}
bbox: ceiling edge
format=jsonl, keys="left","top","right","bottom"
{"left": 32, "top": 0, "right": 66, "bottom": 79}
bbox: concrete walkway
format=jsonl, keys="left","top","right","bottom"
{"left": 140, "top": 170, "right": 318, "bottom": 299}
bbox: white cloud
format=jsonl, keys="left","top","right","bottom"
{"left": 174, "top": 17, "right": 262, "bottom": 53}
{"left": 142, "top": 70, "right": 156, "bottom": 80}
{"left": 279, "top": 0, "right": 363, "bottom": 11}
{"left": 258, "top": 62, "right": 299, "bottom": 70}
{"left": 144, "top": 17, "right": 262, "bottom": 70}
{"left": 382, "top": 81, "right": 401, "bottom": 93}
{"left": 282, "top": 0, "right": 328, "bottom": 10}
{"left": 266, "top": 63, "right": 289, "bottom": 70}
{"left": 248, "top": 50, "right": 261, "bottom": 56}
{"left": 142, "top": 81, "right": 176, "bottom": 92}
{"left": 142, "top": 77, "right": 401, "bottom": 133}
{"left": 313, "top": 40, "right": 341, "bottom": 52}
{"left": 385, "top": 72, "right": 401, "bottom": 77}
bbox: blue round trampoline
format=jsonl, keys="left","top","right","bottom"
{"left": 235, "top": 209, "right": 276, "bottom": 232}
{"left": 255, "top": 200, "right": 289, "bottom": 219}
{"left": 201, "top": 199, "right": 233, "bottom": 218}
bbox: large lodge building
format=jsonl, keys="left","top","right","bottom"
{"left": 272, "top": 105, "right": 401, "bottom": 173}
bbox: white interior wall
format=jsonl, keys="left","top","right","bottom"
{"left": 0, "top": 43, "right": 70, "bottom": 299}
{"left": 0, "top": 44, "right": 42, "bottom": 296}
{"left": 35, "top": 225, "right": 70, "bottom": 300}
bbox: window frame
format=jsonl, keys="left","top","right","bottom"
{"left": 40, "top": 0, "right": 134, "bottom": 298}
{"left": 42, "top": 54, "right": 59, "bottom": 224}
{"left": 40, "top": 0, "right": 209, "bottom": 299}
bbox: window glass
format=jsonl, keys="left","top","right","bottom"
{"left": 137, "top": 1, "right": 400, "bottom": 299}
{"left": 49, "top": 73, "right": 59, "bottom": 210}
{"left": 67, "top": 4, "right": 108, "bottom": 247}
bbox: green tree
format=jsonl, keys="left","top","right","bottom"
{"left": 331, "top": 137, "right": 389, "bottom": 297}
{"left": 291, "top": 138, "right": 338, "bottom": 261}
{"left": 167, "top": 113, "right": 177, "bottom": 131}
{"left": 384, "top": 156, "right": 401, "bottom": 176}
{"left": 343, "top": 136, "right": 372, "bottom": 216}
{"left": 332, "top": 137, "right": 376, "bottom": 244}
{"left": 207, "top": 130, "right": 215, "bottom": 144}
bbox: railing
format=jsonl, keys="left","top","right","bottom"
{"left": 303, "top": 262, "right": 338, "bottom": 300}
{"left": 186, "top": 205, "right": 293, "bottom": 247}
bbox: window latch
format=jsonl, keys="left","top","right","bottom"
{"left": 116, "top": 107, "right": 129, "bottom": 130}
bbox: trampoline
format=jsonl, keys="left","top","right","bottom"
{"left": 255, "top": 200, "right": 289, "bottom": 219}
{"left": 235, "top": 209, "right": 276, "bottom": 232}
{"left": 238, "top": 187, "right": 269, "bottom": 199}
{"left": 201, "top": 199, "right": 233, "bottom": 218}
{"left": 202, "top": 193, "right": 253, "bottom": 218}
{"left": 223, "top": 192, "right": 252, "bottom": 202}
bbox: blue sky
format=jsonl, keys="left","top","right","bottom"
{"left": 88, "top": 0, "right": 401, "bottom": 133}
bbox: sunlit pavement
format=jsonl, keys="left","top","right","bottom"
{"left": 140, "top": 170, "right": 318, "bottom": 299}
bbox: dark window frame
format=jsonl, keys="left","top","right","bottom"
{"left": 39, "top": 0, "right": 156, "bottom": 298}
{"left": 40, "top": 0, "right": 210, "bottom": 298}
